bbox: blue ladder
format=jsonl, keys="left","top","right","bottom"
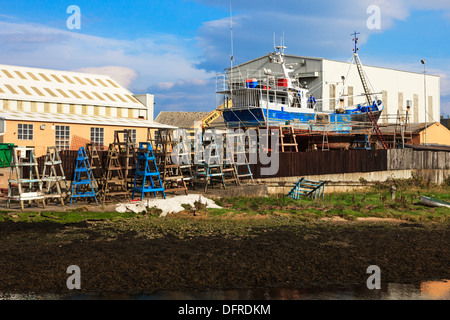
{"left": 70, "top": 147, "right": 98, "bottom": 205}
{"left": 132, "top": 142, "right": 166, "bottom": 200}
{"left": 287, "top": 178, "right": 326, "bottom": 200}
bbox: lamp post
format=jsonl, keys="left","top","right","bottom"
{"left": 421, "top": 59, "right": 427, "bottom": 145}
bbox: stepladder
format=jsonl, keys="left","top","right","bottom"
{"left": 101, "top": 144, "right": 130, "bottom": 204}
{"left": 279, "top": 125, "right": 298, "bottom": 152}
{"left": 132, "top": 142, "right": 166, "bottom": 200}
{"left": 7, "top": 146, "right": 46, "bottom": 210}
{"left": 41, "top": 146, "right": 70, "bottom": 206}
{"left": 70, "top": 147, "right": 98, "bottom": 205}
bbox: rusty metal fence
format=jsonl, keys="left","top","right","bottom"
{"left": 36, "top": 150, "right": 108, "bottom": 181}
{"left": 36, "top": 149, "right": 389, "bottom": 181}
{"left": 36, "top": 148, "right": 450, "bottom": 182}
{"left": 246, "top": 149, "right": 388, "bottom": 179}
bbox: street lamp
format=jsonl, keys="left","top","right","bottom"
{"left": 421, "top": 59, "right": 427, "bottom": 145}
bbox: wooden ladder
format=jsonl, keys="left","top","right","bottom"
{"left": 225, "top": 131, "right": 254, "bottom": 184}
{"left": 367, "top": 109, "right": 388, "bottom": 150}
{"left": 41, "top": 146, "right": 70, "bottom": 206}
{"left": 113, "top": 130, "right": 137, "bottom": 191}
{"left": 154, "top": 128, "right": 188, "bottom": 195}
{"left": 279, "top": 125, "right": 298, "bottom": 152}
{"left": 86, "top": 143, "right": 103, "bottom": 190}
{"left": 101, "top": 144, "right": 130, "bottom": 204}
{"left": 7, "top": 147, "right": 46, "bottom": 210}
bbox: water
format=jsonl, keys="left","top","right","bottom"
{"left": 1, "top": 279, "right": 448, "bottom": 300}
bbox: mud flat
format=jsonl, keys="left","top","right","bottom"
{"left": 0, "top": 216, "right": 448, "bottom": 296}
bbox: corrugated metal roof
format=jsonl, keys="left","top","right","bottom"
{"left": 155, "top": 111, "right": 210, "bottom": 128}
{"left": 155, "top": 111, "right": 226, "bottom": 129}
{"left": 0, "top": 110, "right": 177, "bottom": 129}
{"left": 404, "top": 144, "right": 450, "bottom": 152}
{"left": 0, "top": 64, "right": 144, "bottom": 109}
{"left": 378, "top": 122, "right": 437, "bottom": 134}
{"left": 441, "top": 118, "right": 450, "bottom": 130}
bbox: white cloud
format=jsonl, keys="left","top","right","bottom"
{"left": 157, "top": 82, "right": 176, "bottom": 90}
{"left": 0, "top": 20, "right": 215, "bottom": 104}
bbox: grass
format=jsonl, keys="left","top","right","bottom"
{"left": 208, "top": 179, "right": 450, "bottom": 223}
{"left": 0, "top": 210, "right": 141, "bottom": 223}
{"left": 0, "top": 176, "right": 448, "bottom": 226}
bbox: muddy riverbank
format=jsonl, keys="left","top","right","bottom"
{"left": 0, "top": 217, "right": 448, "bottom": 297}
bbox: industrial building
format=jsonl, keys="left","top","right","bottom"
{"left": 227, "top": 53, "right": 440, "bottom": 124}
{"left": 0, "top": 64, "right": 173, "bottom": 157}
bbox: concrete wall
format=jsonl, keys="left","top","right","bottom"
{"left": 254, "top": 149, "right": 450, "bottom": 194}
{"left": 255, "top": 168, "right": 450, "bottom": 194}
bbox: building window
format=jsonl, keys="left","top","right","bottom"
{"left": 18, "top": 124, "right": 33, "bottom": 140}
{"left": 125, "top": 129, "right": 137, "bottom": 145}
{"left": 55, "top": 125, "right": 70, "bottom": 151}
{"left": 90, "top": 127, "right": 104, "bottom": 149}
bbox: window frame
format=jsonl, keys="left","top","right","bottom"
{"left": 55, "top": 125, "right": 71, "bottom": 151}
{"left": 90, "top": 127, "right": 105, "bottom": 149}
{"left": 18, "top": 124, "right": 34, "bottom": 141}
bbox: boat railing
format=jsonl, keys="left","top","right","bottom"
{"left": 216, "top": 68, "right": 295, "bottom": 93}
{"left": 223, "top": 119, "right": 375, "bottom": 132}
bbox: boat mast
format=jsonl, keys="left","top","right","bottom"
{"left": 229, "top": 1, "right": 234, "bottom": 103}
{"left": 352, "top": 31, "right": 373, "bottom": 106}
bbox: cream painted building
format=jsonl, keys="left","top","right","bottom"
{"left": 0, "top": 64, "right": 173, "bottom": 157}
{"left": 0, "top": 64, "right": 155, "bottom": 120}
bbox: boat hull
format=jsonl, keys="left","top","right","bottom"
{"left": 222, "top": 107, "right": 383, "bottom": 131}
{"left": 420, "top": 196, "right": 450, "bottom": 208}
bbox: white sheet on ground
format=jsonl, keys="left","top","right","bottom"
{"left": 115, "top": 194, "right": 221, "bottom": 217}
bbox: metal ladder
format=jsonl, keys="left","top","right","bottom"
{"left": 354, "top": 52, "right": 388, "bottom": 150}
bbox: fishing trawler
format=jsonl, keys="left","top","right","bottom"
{"left": 217, "top": 35, "right": 384, "bottom": 132}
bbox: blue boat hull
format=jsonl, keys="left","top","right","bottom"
{"left": 223, "top": 103, "right": 383, "bottom": 132}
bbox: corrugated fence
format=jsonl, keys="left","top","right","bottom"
{"left": 246, "top": 150, "right": 388, "bottom": 179}
{"left": 35, "top": 149, "right": 449, "bottom": 181}
{"left": 37, "top": 150, "right": 108, "bottom": 181}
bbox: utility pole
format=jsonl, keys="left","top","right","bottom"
{"left": 421, "top": 59, "right": 427, "bottom": 145}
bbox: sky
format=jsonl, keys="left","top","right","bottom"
{"left": 0, "top": 0, "right": 449, "bottom": 117}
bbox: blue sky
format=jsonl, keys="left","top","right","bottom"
{"left": 1, "top": 0, "right": 449, "bottom": 117}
